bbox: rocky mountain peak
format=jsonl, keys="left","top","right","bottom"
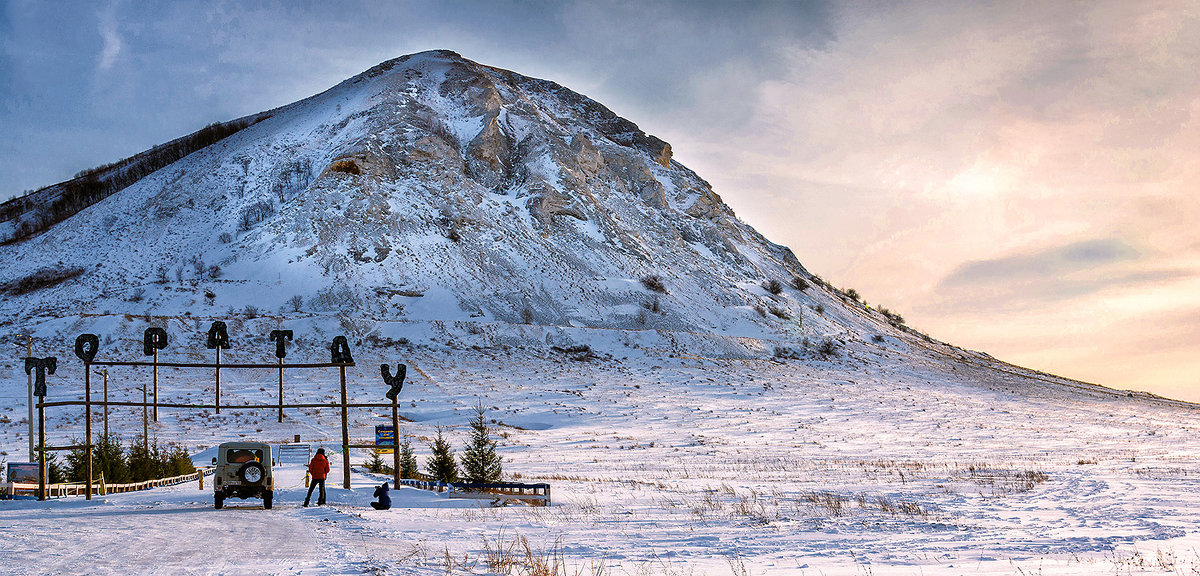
{"left": 0, "top": 51, "right": 898, "bottom": 352}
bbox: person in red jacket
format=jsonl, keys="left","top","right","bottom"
{"left": 303, "top": 448, "right": 331, "bottom": 507}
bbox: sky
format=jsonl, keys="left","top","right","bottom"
{"left": 2, "top": 0, "right": 1198, "bottom": 401}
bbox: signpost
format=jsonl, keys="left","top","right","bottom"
{"left": 30, "top": 325, "right": 411, "bottom": 500}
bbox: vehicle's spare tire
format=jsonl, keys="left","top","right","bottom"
{"left": 238, "top": 461, "right": 266, "bottom": 484}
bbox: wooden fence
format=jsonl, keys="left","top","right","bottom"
{"left": 1, "top": 468, "right": 212, "bottom": 499}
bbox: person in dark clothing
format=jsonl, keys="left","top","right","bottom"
{"left": 303, "top": 448, "right": 331, "bottom": 507}
{"left": 370, "top": 482, "right": 391, "bottom": 510}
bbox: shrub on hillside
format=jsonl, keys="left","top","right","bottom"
{"left": 0, "top": 266, "right": 87, "bottom": 296}
{"left": 329, "top": 159, "right": 361, "bottom": 175}
{"left": 640, "top": 275, "right": 667, "bottom": 294}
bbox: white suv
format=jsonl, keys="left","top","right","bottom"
{"left": 211, "top": 441, "right": 274, "bottom": 509}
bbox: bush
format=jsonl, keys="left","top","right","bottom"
{"left": 762, "top": 279, "right": 783, "bottom": 295}
{"left": 791, "top": 277, "right": 809, "bottom": 291}
{"left": 218, "top": 232, "right": 233, "bottom": 244}
{"left": 328, "top": 159, "right": 361, "bottom": 175}
{"left": 768, "top": 306, "right": 790, "bottom": 320}
{"left": 0, "top": 266, "right": 87, "bottom": 296}
{"left": 640, "top": 275, "right": 667, "bottom": 294}
{"left": 878, "top": 306, "right": 906, "bottom": 326}
{"left": 287, "top": 294, "right": 304, "bottom": 313}
{"left": 844, "top": 288, "right": 861, "bottom": 302}
{"left": 816, "top": 338, "right": 839, "bottom": 359}
{"left": 238, "top": 200, "right": 275, "bottom": 231}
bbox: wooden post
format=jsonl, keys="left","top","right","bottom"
{"left": 102, "top": 369, "right": 109, "bottom": 439}
{"left": 214, "top": 346, "right": 221, "bottom": 414}
{"left": 391, "top": 398, "right": 401, "bottom": 488}
{"left": 141, "top": 378, "right": 149, "bottom": 449}
{"left": 152, "top": 349, "right": 159, "bottom": 422}
{"left": 37, "top": 401, "right": 45, "bottom": 501}
{"left": 277, "top": 356, "right": 284, "bottom": 423}
{"left": 85, "top": 363, "right": 93, "bottom": 500}
{"left": 340, "top": 365, "right": 350, "bottom": 490}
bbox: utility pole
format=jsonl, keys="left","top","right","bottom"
{"left": 24, "top": 335, "right": 33, "bottom": 462}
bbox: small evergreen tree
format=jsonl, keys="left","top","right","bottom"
{"left": 45, "top": 452, "right": 67, "bottom": 483}
{"left": 164, "top": 444, "right": 196, "bottom": 477}
{"left": 365, "top": 450, "right": 386, "bottom": 473}
{"left": 128, "top": 439, "right": 159, "bottom": 482}
{"left": 399, "top": 436, "right": 419, "bottom": 479}
{"left": 68, "top": 434, "right": 129, "bottom": 483}
{"left": 425, "top": 427, "right": 459, "bottom": 482}
{"left": 459, "top": 403, "right": 503, "bottom": 483}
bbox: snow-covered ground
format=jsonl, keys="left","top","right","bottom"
{"left": 3, "top": 331, "right": 1198, "bottom": 575}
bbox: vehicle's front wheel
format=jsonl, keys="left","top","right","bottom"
{"left": 263, "top": 490, "right": 273, "bottom": 510}
{"left": 214, "top": 493, "right": 224, "bottom": 509}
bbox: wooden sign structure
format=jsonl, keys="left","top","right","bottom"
{"left": 34, "top": 322, "right": 407, "bottom": 500}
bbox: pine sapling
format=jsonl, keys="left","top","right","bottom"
{"left": 399, "top": 436, "right": 419, "bottom": 479}
{"left": 460, "top": 402, "right": 503, "bottom": 483}
{"left": 425, "top": 426, "right": 459, "bottom": 483}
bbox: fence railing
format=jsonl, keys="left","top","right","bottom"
{"left": 1, "top": 468, "right": 212, "bottom": 499}
{"left": 397, "top": 478, "right": 551, "bottom": 505}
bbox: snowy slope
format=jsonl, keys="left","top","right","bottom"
{"left": 0, "top": 50, "right": 880, "bottom": 343}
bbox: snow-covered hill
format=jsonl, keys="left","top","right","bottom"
{"left": 0, "top": 49, "right": 893, "bottom": 343}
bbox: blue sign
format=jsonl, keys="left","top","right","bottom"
{"left": 375, "top": 425, "right": 395, "bottom": 454}
{"left": 7, "top": 462, "right": 39, "bottom": 484}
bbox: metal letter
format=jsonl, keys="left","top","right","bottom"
{"left": 269, "top": 329, "right": 293, "bottom": 359}
{"left": 143, "top": 327, "right": 168, "bottom": 356}
{"left": 381, "top": 363, "right": 406, "bottom": 401}
{"left": 206, "top": 321, "right": 230, "bottom": 349}
{"left": 24, "top": 357, "right": 56, "bottom": 397}
{"left": 330, "top": 335, "right": 353, "bottom": 364}
{"left": 74, "top": 334, "right": 99, "bottom": 363}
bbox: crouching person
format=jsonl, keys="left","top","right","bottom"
{"left": 371, "top": 482, "right": 391, "bottom": 510}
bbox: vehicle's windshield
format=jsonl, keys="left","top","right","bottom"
{"left": 226, "top": 448, "right": 264, "bottom": 464}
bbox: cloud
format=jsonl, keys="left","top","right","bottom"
{"left": 927, "top": 238, "right": 1192, "bottom": 313}
{"left": 97, "top": 4, "right": 121, "bottom": 71}
{"left": 940, "top": 238, "right": 1140, "bottom": 287}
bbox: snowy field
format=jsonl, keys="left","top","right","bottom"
{"left": 2, "top": 330, "right": 1200, "bottom": 575}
